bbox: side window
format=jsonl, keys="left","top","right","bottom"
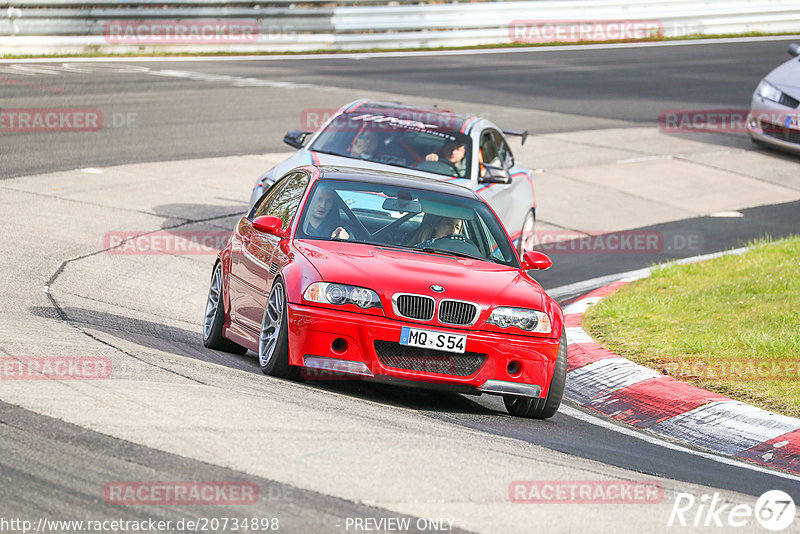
{"left": 494, "top": 131, "right": 514, "bottom": 168}
{"left": 480, "top": 130, "right": 513, "bottom": 169}
{"left": 262, "top": 172, "right": 309, "bottom": 230}
{"left": 479, "top": 131, "right": 500, "bottom": 167}
{"left": 250, "top": 174, "right": 291, "bottom": 219}
{"left": 474, "top": 215, "right": 505, "bottom": 261}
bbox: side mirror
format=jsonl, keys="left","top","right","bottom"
{"left": 521, "top": 250, "right": 552, "bottom": 271}
{"left": 479, "top": 164, "right": 511, "bottom": 184}
{"left": 789, "top": 44, "right": 800, "bottom": 57}
{"left": 252, "top": 216, "right": 285, "bottom": 236}
{"left": 283, "top": 130, "right": 312, "bottom": 149}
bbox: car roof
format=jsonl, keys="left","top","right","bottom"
{"left": 345, "top": 100, "right": 476, "bottom": 134}
{"left": 315, "top": 165, "right": 480, "bottom": 200}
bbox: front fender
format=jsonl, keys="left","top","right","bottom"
{"left": 546, "top": 297, "right": 565, "bottom": 342}
{"left": 216, "top": 248, "right": 234, "bottom": 318}
{"left": 280, "top": 253, "right": 323, "bottom": 305}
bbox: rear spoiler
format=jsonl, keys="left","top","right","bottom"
{"left": 502, "top": 128, "right": 528, "bottom": 145}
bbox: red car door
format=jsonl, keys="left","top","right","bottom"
{"left": 230, "top": 171, "right": 310, "bottom": 332}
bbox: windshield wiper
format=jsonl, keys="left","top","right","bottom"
{"left": 327, "top": 240, "right": 504, "bottom": 265}
{"left": 332, "top": 240, "right": 420, "bottom": 255}
{"left": 413, "top": 246, "right": 491, "bottom": 263}
{"left": 307, "top": 148, "right": 339, "bottom": 157}
{"left": 329, "top": 237, "right": 374, "bottom": 245}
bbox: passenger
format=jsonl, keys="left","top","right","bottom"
{"left": 350, "top": 130, "right": 379, "bottom": 160}
{"left": 408, "top": 214, "right": 463, "bottom": 247}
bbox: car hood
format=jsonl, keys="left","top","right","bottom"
{"left": 294, "top": 240, "right": 548, "bottom": 312}
{"left": 766, "top": 56, "right": 800, "bottom": 94}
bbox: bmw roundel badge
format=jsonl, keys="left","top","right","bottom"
{"left": 431, "top": 284, "right": 444, "bottom": 293}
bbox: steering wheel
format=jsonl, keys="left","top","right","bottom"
{"left": 439, "top": 159, "right": 460, "bottom": 176}
{"left": 333, "top": 224, "right": 367, "bottom": 242}
{"left": 434, "top": 234, "right": 483, "bottom": 258}
{"left": 413, "top": 158, "right": 460, "bottom": 177}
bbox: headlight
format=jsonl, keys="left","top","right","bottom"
{"left": 303, "top": 282, "right": 382, "bottom": 310}
{"left": 487, "top": 307, "right": 551, "bottom": 333}
{"left": 756, "top": 80, "right": 784, "bottom": 104}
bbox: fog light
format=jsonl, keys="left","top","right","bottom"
{"left": 302, "top": 355, "right": 373, "bottom": 378}
{"left": 331, "top": 338, "right": 348, "bottom": 353}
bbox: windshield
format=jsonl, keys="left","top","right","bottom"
{"left": 296, "top": 179, "right": 520, "bottom": 267}
{"left": 309, "top": 112, "right": 472, "bottom": 179}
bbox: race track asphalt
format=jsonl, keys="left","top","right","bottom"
{"left": 1, "top": 38, "right": 800, "bottom": 532}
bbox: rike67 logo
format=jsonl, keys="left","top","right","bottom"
{"left": 668, "top": 490, "right": 796, "bottom": 531}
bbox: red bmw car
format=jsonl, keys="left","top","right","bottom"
{"left": 204, "top": 165, "right": 566, "bottom": 419}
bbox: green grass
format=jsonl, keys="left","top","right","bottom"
{"left": 1, "top": 31, "right": 797, "bottom": 59}
{"left": 583, "top": 236, "right": 800, "bottom": 418}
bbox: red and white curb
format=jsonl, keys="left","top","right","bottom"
{"left": 563, "top": 280, "right": 800, "bottom": 476}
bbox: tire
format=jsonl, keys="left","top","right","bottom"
{"left": 258, "top": 278, "right": 299, "bottom": 379}
{"left": 517, "top": 209, "right": 536, "bottom": 257}
{"left": 504, "top": 330, "right": 567, "bottom": 419}
{"left": 203, "top": 263, "right": 248, "bottom": 355}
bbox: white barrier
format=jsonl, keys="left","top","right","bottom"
{"left": 1, "top": 0, "right": 799, "bottom": 55}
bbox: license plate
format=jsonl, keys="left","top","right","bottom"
{"left": 399, "top": 327, "right": 466, "bottom": 354}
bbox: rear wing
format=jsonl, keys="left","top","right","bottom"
{"left": 502, "top": 129, "right": 528, "bottom": 145}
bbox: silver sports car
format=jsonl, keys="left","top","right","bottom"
{"left": 250, "top": 100, "right": 538, "bottom": 255}
{"left": 747, "top": 43, "right": 800, "bottom": 155}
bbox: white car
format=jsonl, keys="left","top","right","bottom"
{"left": 747, "top": 43, "right": 800, "bottom": 155}
{"left": 251, "top": 100, "right": 538, "bottom": 255}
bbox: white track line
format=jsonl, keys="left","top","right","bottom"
{"left": 553, "top": 245, "right": 800, "bottom": 481}
{"left": 2, "top": 35, "right": 800, "bottom": 64}
{"left": 561, "top": 405, "right": 800, "bottom": 483}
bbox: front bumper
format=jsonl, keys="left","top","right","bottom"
{"left": 746, "top": 104, "right": 800, "bottom": 156}
{"left": 286, "top": 302, "right": 561, "bottom": 399}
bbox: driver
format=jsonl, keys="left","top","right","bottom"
{"left": 424, "top": 141, "right": 467, "bottom": 176}
{"left": 303, "top": 187, "right": 351, "bottom": 240}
